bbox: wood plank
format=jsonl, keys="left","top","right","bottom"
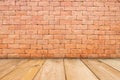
{"left": 0, "top": 59, "right": 24, "bottom": 79}
{"left": 82, "top": 59, "right": 120, "bottom": 80}
{"left": 34, "top": 59, "right": 65, "bottom": 80}
{"left": 0, "top": 59, "right": 18, "bottom": 66}
{"left": 1, "top": 59, "right": 45, "bottom": 80}
{"left": 64, "top": 59, "right": 98, "bottom": 80}
{"left": 99, "top": 59, "right": 120, "bottom": 72}
{"left": 21, "top": 59, "right": 45, "bottom": 80}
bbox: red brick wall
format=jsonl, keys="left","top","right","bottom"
{"left": 0, "top": 0, "right": 120, "bottom": 58}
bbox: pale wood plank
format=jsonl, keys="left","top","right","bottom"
{"left": 99, "top": 59, "right": 120, "bottom": 71}
{"left": 64, "top": 59, "right": 98, "bottom": 80}
{"left": 0, "top": 59, "right": 24, "bottom": 79}
{"left": 82, "top": 59, "right": 120, "bottom": 80}
{"left": 21, "top": 59, "right": 45, "bottom": 80}
{"left": 0, "top": 59, "right": 18, "bottom": 66}
{"left": 34, "top": 59, "right": 65, "bottom": 80}
{"left": 1, "top": 59, "right": 45, "bottom": 80}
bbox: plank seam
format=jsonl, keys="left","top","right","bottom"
{"left": 0, "top": 59, "right": 29, "bottom": 80}
{"left": 32, "top": 59, "right": 46, "bottom": 80}
{"left": 98, "top": 59, "right": 120, "bottom": 72}
{"left": 63, "top": 59, "right": 67, "bottom": 80}
{"left": 81, "top": 59, "right": 101, "bottom": 80}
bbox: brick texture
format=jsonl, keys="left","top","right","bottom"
{"left": 0, "top": 0, "right": 120, "bottom": 58}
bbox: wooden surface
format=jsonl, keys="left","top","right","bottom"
{"left": 34, "top": 59, "right": 65, "bottom": 80}
{"left": 64, "top": 59, "right": 98, "bottom": 80}
{"left": 0, "top": 59, "right": 119, "bottom": 80}
{"left": 99, "top": 59, "right": 120, "bottom": 71}
{"left": 82, "top": 59, "right": 120, "bottom": 80}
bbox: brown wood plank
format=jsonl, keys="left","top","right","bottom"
{"left": 34, "top": 59, "right": 65, "bottom": 80}
{"left": 1, "top": 59, "right": 45, "bottom": 80}
{"left": 82, "top": 59, "right": 120, "bottom": 80}
{"left": 64, "top": 59, "right": 98, "bottom": 80}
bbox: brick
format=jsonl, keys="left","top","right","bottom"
{"left": 8, "top": 44, "right": 30, "bottom": 49}
{"left": 19, "top": 44, "right": 30, "bottom": 49}
{"left": 71, "top": 20, "right": 82, "bottom": 25}
{"left": 3, "top": 49, "right": 24, "bottom": 54}
{"left": 60, "top": 20, "right": 71, "bottom": 25}
{"left": 43, "top": 6, "right": 54, "bottom": 11}
{"left": 25, "top": 49, "right": 37, "bottom": 54}
{"left": 50, "top": 2, "right": 60, "bottom": 6}
{"left": 20, "top": 35, "right": 31, "bottom": 39}
{"left": 0, "top": 0, "right": 120, "bottom": 58}
{"left": 25, "top": 40, "right": 37, "bottom": 44}
{"left": 83, "top": 30, "right": 94, "bottom": 35}
{"left": 105, "top": 40, "right": 116, "bottom": 45}
{"left": 61, "top": 11, "right": 71, "bottom": 16}
{"left": 54, "top": 25, "right": 66, "bottom": 29}
{"left": 43, "top": 44, "right": 53, "bottom": 49}
{"left": 15, "top": 30, "right": 26, "bottom": 34}
{"left": 77, "top": 44, "right": 86, "bottom": 49}
{"left": 61, "top": 2, "right": 72, "bottom": 6}
{"left": 54, "top": 35, "right": 64, "bottom": 40}
{"left": 19, "top": 54, "right": 30, "bottom": 58}
{"left": 65, "top": 44, "right": 76, "bottom": 49}
{"left": 26, "top": 30, "right": 37, "bottom": 35}
{"left": 71, "top": 40, "right": 82, "bottom": 44}
{"left": 58, "top": 49, "right": 68, "bottom": 54}
{"left": 0, "top": 5, "right": 9, "bottom": 10}
{"left": 31, "top": 35, "right": 42, "bottom": 39}
{"left": 8, "top": 44, "right": 19, "bottom": 48}
{"left": 72, "top": 30, "right": 82, "bottom": 34}
{"left": 0, "top": 49, "right": 2, "bottom": 53}
{"left": 43, "top": 25, "right": 54, "bottom": 30}
{"left": 49, "top": 40, "right": 60, "bottom": 44}
{"left": 37, "top": 50, "right": 48, "bottom": 54}
{"left": 37, "top": 40, "right": 48, "bottom": 45}
{"left": 0, "top": 35, "right": 8, "bottom": 39}
{"left": 8, "top": 35, "right": 19, "bottom": 39}
{"left": 50, "top": 30, "right": 66, "bottom": 35}
{"left": 39, "top": 2, "right": 49, "bottom": 6}
{"left": 15, "top": 39, "right": 27, "bottom": 44}
{"left": 8, "top": 54, "right": 19, "bottom": 58}
{"left": 0, "top": 30, "right": 14, "bottom": 35}
{"left": 31, "top": 53, "right": 43, "bottom": 58}
{"left": 65, "top": 53, "right": 81, "bottom": 58}
{"left": 0, "top": 44, "right": 7, "bottom": 48}
{"left": 43, "top": 35, "right": 53, "bottom": 40}
{"left": 53, "top": 44, "right": 64, "bottom": 49}
{"left": 71, "top": 49, "right": 82, "bottom": 54}
{"left": 48, "top": 49, "right": 59, "bottom": 54}
{"left": 3, "top": 39, "right": 14, "bottom": 43}
{"left": 38, "top": 30, "right": 49, "bottom": 35}
{"left": 21, "top": 6, "right": 31, "bottom": 11}
{"left": 0, "top": 53, "right": 7, "bottom": 58}
{"left": 65, "top": 35, "right": 76, "bottom": 40}
{"left": 76, "top": 35, "right": 87, "bottom": 40}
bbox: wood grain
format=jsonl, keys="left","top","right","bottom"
{"left": 1, "top": 59, "right": 45, "bottom": 80}
{"left": 0, "top": 59, "right": 23, "bottom": 79}
{"left": 34, "top": 59, "right": 65, "bottom": 80}
{"left": 0, "top": 59, "right": 119, "bottom": 80}
{"left": 82, "top": 59, "right": 120, "bottom": 80}
{"left": 99, "top": 59, "right": 120, "bottom": 71}
{"left": 21, "top": 59, "right": 45, "bottom": 80}
{"left": 64, "top": 59, "right": 98, "bottom": 80}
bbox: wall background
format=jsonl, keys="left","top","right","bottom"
{"left": 0, "top": 0, "right": 120, "bottom": 58}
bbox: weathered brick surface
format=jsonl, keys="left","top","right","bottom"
{"left": 0, "top": 0, "right": 120, "bottom": 58}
